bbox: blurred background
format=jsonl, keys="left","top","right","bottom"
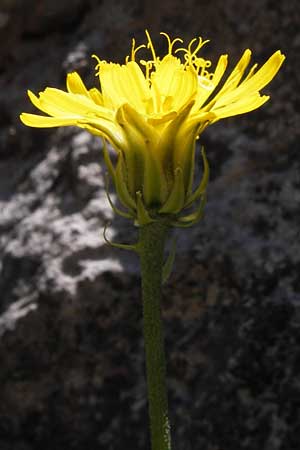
{"left": 0, "top": 0, "right": 299, "bottom": 449}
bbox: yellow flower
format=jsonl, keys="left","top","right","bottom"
{"left": 20, "top": 32, "right": 285, "bottom": 226}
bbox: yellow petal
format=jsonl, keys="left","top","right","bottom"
{"left": 203, "top": 50, "right": 252, "bottom": 111}
{"left": 221, "top": 49, "right": 252, "bottom": 93}
{"left": 212, "top": 94, "right": 270, "bottom": 121}
{"left": 126, "top": 61, "right": 150, "bottom": 102}
{"left": 151, "top": 55, "right": 181, "bottom": 97}
{"left": 89, "top": 87, "right": 104, "bottom": 105}
{"left": 39, "top": 88, "right": 113, "bottom": 120}
{"left": 100, "top": 61, "right": 149, "bottom": 112}
{"left": 20, "top": 113, "right": 80, "bottom": 127}
{"left": 26, "top": 87, "right": 113, "bottom": 123}
{"left": 66, "top": 72, "right": 90, "bottom": 97}
{"left": 193, "top": 54, "right": 228, "bottom": 110}
{"left": 27, "top": 89, "right": 71, "bottom": 117}
{"left": 151, "top": 56, "right": 198, "bottom": 112}
{"left": 231, "top": 50, "right": 285, "bottom": 97}
{"left": 213, "top": 51, "right": 285, "bottom": 108}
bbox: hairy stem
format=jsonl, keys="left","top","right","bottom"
{"left": 138, "top": 220, "right": 171, "bottom": 450}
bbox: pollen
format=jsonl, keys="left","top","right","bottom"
{"left": 198, "top": 76, "right": 214, "bottom": 90}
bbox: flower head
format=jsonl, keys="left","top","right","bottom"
{"left": 20, "top": 32, "right": 285, "bottom": 226}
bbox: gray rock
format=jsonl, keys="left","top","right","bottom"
{"left": 0, "top": 1, "right": 299, "bottom": 449}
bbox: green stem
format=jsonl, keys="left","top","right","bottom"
{"left": 138, "top": 220, "right": 171, "bottom": 450}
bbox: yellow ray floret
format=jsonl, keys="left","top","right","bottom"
{"left": 20, "top": 32, "right": 285, "bottom": 134}
{"left": 20, "top": 31, "right": 285, "bottom": 226}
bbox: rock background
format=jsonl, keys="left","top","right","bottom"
{"left": 0, "top": 0, "right": 299, "bottom": 449}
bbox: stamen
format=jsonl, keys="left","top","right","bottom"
{"left": 189, "top": 37, "right": 210, "bottom": 60}
{"left": 145, "top": 29, "right": 157, "bottom": 63}
{"left": 130, "top": 38, "right": 146, "bottom": 62}
{"left": 188, "top": 38, "right": 198, "bottom": 54}
{"left": 175, "top": 51, "right": 191, "bottom": 69}
{"left": 92, "top": 54, "right": 104, "bottom": 76}
{"left": 130, "top": 38, "right": 136, "bottom": 61}
{"left": 160, "top": 32, "right": 183, "bottom": 55}
{"left": 140, "top": 60, "right": 154, "bottom": 81}
{"left": 92, "top": 54, "right": 102, "bottom": 70}
{"left": 176, "top": 37, "right": 210, "bottom": 68}
{"left": 191, "top": 57, "right": 213, "bottom": 78}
